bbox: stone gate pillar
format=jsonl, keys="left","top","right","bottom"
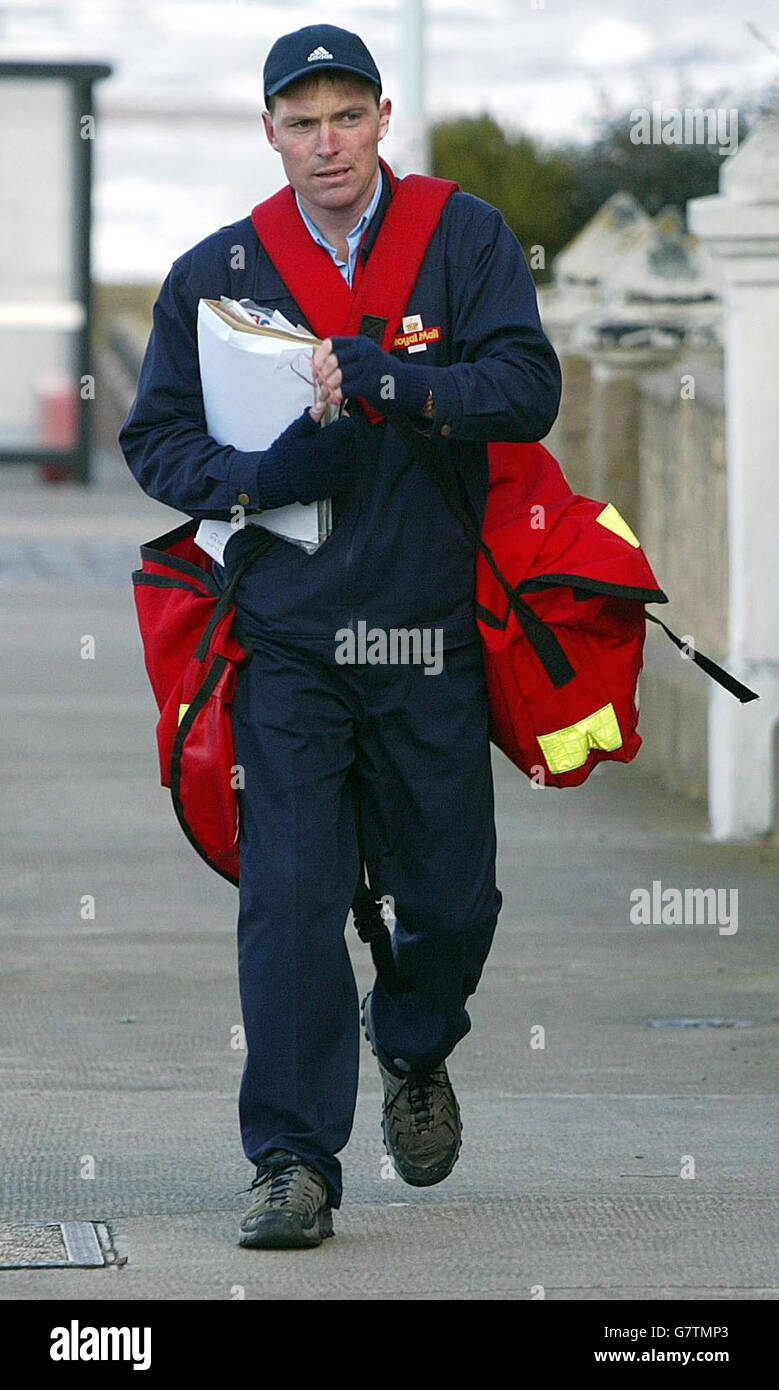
{"left": 689, "top": 117, "right": 779, "bottom": 838}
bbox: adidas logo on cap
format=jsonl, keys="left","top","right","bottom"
{"left": 307, "top": 46, "right": 334, "bottom": 62}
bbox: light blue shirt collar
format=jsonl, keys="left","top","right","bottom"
{"left": 295, "top": 169, "right": 383, "bottom": 287}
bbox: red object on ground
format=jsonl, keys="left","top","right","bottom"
{"left": 38, "top": 380, "right": 79, "bottom": 482}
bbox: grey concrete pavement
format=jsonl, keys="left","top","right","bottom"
{"left": 0, "top": 453, "right": 777, "bottom": 1299}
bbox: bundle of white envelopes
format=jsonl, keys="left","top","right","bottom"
{"left": 195, "top": 296, "right": 341, "bottom": 561}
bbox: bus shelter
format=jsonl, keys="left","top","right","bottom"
{"left": 0, "top": 61, "right": 111, "bottom": 482}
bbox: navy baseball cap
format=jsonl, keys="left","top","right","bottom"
{"left": 263, "top": 24, "right": 382, "bottom": 105}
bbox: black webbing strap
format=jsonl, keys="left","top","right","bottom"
{"left": 351, "top": 874, "right": 401, "bottom": 995}
{"left": 388, "top": 412, "right": 575, "bottom": 687}
{"left": 645, "top": 614, "right": 759, "bottom": 703}
{"left": 351, "top": 784, "right": 401, "bottom": 994}
{"left": 193, "top": 527, "right": 279, "bottom": 660}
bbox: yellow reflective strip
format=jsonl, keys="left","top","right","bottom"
{"left": 178, "top": 703, "right": 190, "bottom": 725}
{"left": 537, "top": 702, "right": 623, "bottom": 774}
{"left": 596, "top": 502, "right": 640, "bottom": 548}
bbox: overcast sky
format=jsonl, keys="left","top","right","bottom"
{"left": 2, "top": 0, "right": 776, "bottom": 279}
{"left": 3, "top": 0, "right": 777, "bottom": 134}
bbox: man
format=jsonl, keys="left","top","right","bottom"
{"left": 119, "top": 23, "right": 561, "bottom": 1250}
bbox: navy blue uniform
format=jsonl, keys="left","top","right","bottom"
{"left": 120, "top": 166, "right": 561, "bottom": 1205}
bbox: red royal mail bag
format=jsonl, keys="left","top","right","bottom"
{"left": 389, "top": 415, "right": 758, "bottom": 787}
{"left": 131, "top": 521, "right": 276, "bottom": 884}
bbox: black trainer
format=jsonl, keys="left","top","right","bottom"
{"left": 238, "top": 1149, "right": 334, "bottom": 1249}
{"left": 361, "top": 990, "right": 462, "bottom": 1187}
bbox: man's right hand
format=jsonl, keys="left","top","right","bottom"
{"left": 255, "top": 408, "right": 357, "bottom": 509}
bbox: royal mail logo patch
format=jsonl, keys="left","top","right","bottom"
{"left": 392, "top": 314, "right": 442, "bottom": 353}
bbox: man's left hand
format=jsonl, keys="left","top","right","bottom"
{"left": 313, "top": 336, "right": 431, "bottom": 417}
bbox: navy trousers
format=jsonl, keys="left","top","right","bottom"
{"left": 229, "top": 623, "right": 502, "bottom": 1208}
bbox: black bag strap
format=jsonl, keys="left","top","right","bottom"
{"left": 350, "top": 773, "right": 401, "bottom": 995}
{"left": 351, "top": 874, "right": 401, "bottom": 995}
{"left": 388, "top": 413, "right": 576, "bottom": 687}
{"left": 193, "top": 527, "right": 279, "bottom": 660}
{"left": 645, "top": 614, "right": 758, "bottom": 704}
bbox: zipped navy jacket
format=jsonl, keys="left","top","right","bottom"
{"left": 119, "top": 165, "right": 562, "bottom": 648}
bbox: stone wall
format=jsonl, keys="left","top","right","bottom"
{"left": 545, "top": 346, "right": 728, "bottom": 806}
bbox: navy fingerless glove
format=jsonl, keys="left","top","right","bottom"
{"left": 330, "top": 336, "right": 431, "bottom": 417}
{"left": 255, "top": 409, "right": 357, "bottom": 508}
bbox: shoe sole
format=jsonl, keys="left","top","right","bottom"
{"left": 239, "top": 1208, "right": 334, "bottom": 1250}
{"left": 360, "top": 993, "right": 463, "bottom": 1187}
